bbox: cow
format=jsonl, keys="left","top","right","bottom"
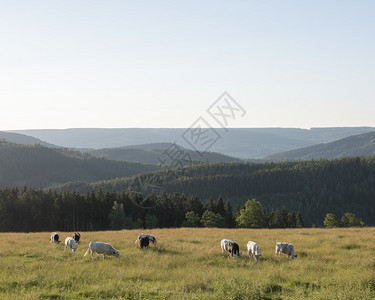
{"left": 84, "top": 241, "right": 120, "bottom": 261}
{"left": 65, "top": 237, "right": 77, "bottom": 254}
{"left": 247, "top": 241, "right": 261, "bottom": 262}
{"left": 50, "top": 232, "right": 60, "bottom": 243}
{"left": 221, "top": 239, "right": 242, "bottom": 261}
{"left": 135, "top": 234, "right": 156, "bottom": 246}
{"left": 73, "top": 232, "right": 81, "bottom": 244}
{"left": 275, "top": 242, "right": 296, "bottom": 260}
{"left": 139, "top": 236, "right": 150, "bottom": 249}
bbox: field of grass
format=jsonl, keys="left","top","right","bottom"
{"left": 0, "top": 228, "right": 374, "bottom": 299}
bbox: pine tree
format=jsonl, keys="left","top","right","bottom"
{"left": 296, "top": 211, "right": 304, "bottom": 228}
{"left": 205, "top": 197, "right": 216, "bottom": 213}
{"left": 216, "top": 196, "right": 225, "bottom": 217}
{"left": 109, "top": 201, "right": 126, "bottom": 230}
{"left": 287, "top": 212, "right": 297, "bottom": 228}
{"left": 224, "top": 200, "right": 235, "bottom": 228}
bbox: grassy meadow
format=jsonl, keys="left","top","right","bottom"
{"left": 0, "top": 228, "right": 374, "bottom": 299}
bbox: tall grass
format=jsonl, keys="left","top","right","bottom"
{"left": 0, "top": 228, "right": 374, "bottom": 299}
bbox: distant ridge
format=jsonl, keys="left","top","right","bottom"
{"left": 87, "top": 143, "right": 242, "bottom": 164}
{"left": 0, "top": 141, "right": 158, "bottom": 188}
{"left": 8, "top": 127, "right": 375, "bottom": 159}
{"left": 0, "top": 131, "right": 57, "bottom": 148}
{"left": 266, "top": 131, "right": 375, "bottom": 160}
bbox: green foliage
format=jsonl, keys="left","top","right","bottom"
{"left": 183, "top": 211, "right": 201, "bottom": 227}
{"left": 236, "top": 199, "right": 265, "bottom": 228}
{"left": 200, "top": 210, "right": 225, "bottom": 228}
{"left": 109, "top": 201, "right": 126, "bottom": 230}
{"left": 296, "top": 211, "right": 304, "bottom": 228}
{"left": 324, "top": 212, "right": 365, "bottom": 228}
{"left": 323, "top": 213, "right": 340, "bottom": 228}
{"left": 340, "top": 212, "right": 365, "bottom": 227}
{"left": 145, "top": 214, "right": 158, "bottom": 229}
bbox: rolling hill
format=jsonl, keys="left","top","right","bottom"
{"left": 0, "top": 131, "right": 56, "bottom": 148}
{"left": 9, "top": 127, "right": 375, "bottom": 159}
{"left": 0, "top": 141, "right": 158, "bottom": 188}
{"left": 266, "top": 131, "right": 375, "bottom": 160}
{"left": 87, "top": 143, "right": 242, "bottom": 164}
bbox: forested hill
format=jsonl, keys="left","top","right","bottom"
{"left": 0, "top": 131, "right": 56, "bottom": 148}
{"left": 54, "top": 157, "right": 375, "bottom": 227}
{"left": 87, "top": 143, "right": 242, "bottom": 164}
{"left": 267, "top": 131, "right": 375, "bottom": 160}
{"left": 0, "top": 141, "right": 158, "bottom": 188}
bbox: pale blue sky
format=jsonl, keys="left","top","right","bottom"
{"left": 0, "top": 1, "right": 374, "bottom": 130}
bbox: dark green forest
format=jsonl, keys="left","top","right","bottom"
{"left": 55, "top": 157, "right": 375, "bottom": 227}
{"left": 0, "top": 187, "right": 304, "bottom": 232}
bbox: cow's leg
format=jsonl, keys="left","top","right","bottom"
{"left": 103, "top": 254, "right": 106, "bottom": 260}
{"left": 91, "top": 250, "right": 94, "bottom": 261}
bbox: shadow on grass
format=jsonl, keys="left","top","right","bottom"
{"left": 148, "top": 246, "right": 181, "bottom": 255}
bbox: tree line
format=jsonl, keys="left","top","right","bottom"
{"left": 0, "top": 187, "right": 304, "bottom": 232}
{"left": 59, "top": 156, "right": 375, "bottom": 227}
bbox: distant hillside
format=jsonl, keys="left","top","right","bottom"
{"left": 267, "top": 131, "right": 375, "bottom": 160}
{"left": 0, "top": 141, "right": 158, "bottom": 188}
{"left": 87, "top": 143, "right": 242, "bottom": 164}
{"left": 0, "top": 131, "right": 56, "bottom": 148}
{"left": 9, "top": 127, "right": 375, "bottom": 159}
{"left": 53, "top": 157, "right": 375, "bottom": 227}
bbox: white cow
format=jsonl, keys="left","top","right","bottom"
{"left": 84, "top": 241, "right": 120, "bottom": 261}
{"left": 135, "top": 234, "right": 157, "bottom": 246}
{"left": 50, "top": 232, "right": 60, "bottom": 243}
{"left": 247, "top": 241, "right": 261, "bottom": 262}
{"left": 65, "top": 237, "right": 77, "bottom": 253}
{"left": 275, "top": 242, "right": 296, "bottom": 260}
{"left": 221, "top": 239, "right": 242, "bottom": 261}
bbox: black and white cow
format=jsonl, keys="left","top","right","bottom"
{"left": 50, "top": 232, "right": 60, "bottom": 243}
{"left": 135, "top": 234, "right": 157, "bottom": 246}
{"left": 221, "top": 239, "right": 242, "bottom": 260}
{"left": 139, "top": 235, "right": 150, "bottom": 249}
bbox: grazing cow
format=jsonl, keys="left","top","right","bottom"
{"left": 50, "top": 232, "right": 60, "bottom": 243}
{"left": 139, "top": 236, "right": 150, "bottom": 249}
{"left": 275, "top": 242, "right": 297, "bottom": 260}
{"left": 65, "top": 237, "right": 77, "bottom": 254}
{"left": 247, "top": 241, "right": 262, "bottom": 262}
{"left": 221, "top": 239, "right": 242, "bottom": 261}
{"left": 135, "top": 234, "right": 157, "bottom": 246}
{"left": 84, "top": 241, "right": 120, "bottom": 261}
{"left": 73, "top": 232, "right": 81, "bottom": 244}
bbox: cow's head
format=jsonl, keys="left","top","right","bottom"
{"left": 73, "top": 232, "right": 80, "bottom": 244}
{"left": 255, "top": 254, "right": 261, "bottom": 262}
{"left": 54, "top": 234, "right": 60, "bottom": 243}
{"left": 113, "top": 250, "right": 120, "bottom": 258}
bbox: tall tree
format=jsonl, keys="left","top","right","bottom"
{"left": 236, "top": 199, "right": 265, "bottom": 228}
{"left": 224, "top": 200, "right": 235, "bottom": 228}
{"left": 216, "top": 196, "right": 226, "bottom": 217}
{"left": 323, "top": 213, "right": 339, "bottom": 228}
{"left": 296, "top": 211, "right": 304, "bottom": 228}
{"left": 109, "top": 201, "right": 126, "bottom": 230}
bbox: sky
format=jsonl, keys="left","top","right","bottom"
{"left": 0, "top": 1, "right": 374, "bottom": 130}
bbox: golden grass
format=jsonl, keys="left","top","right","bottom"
{"left": 0, "top": 228, "right": 374, "bottom": 299}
